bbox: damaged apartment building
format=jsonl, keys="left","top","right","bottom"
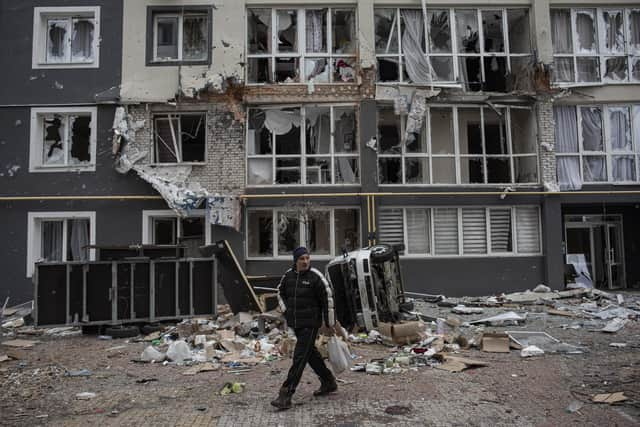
{"left": 1, "top": 0, "right": 640, "bottom": 305}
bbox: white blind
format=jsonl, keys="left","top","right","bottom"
{"left": 462, "top": 208, "right": 487, "bottom": 254}
{"left": 490, "top": 209, "right": 512, "bottom": 252}
{"left": 378, "top": 208, "right": 404, "bottom": 246}
{"left": 434, "top": 208, "right": 459, "bottom": 255}
{"left": 515, "top": 207, "right": 541, "bottom": 253}
{"left": 406, "top": 208, "right": 430, "bottom": 254}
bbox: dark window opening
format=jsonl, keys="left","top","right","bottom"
{"left": 154, "top": 114, "right": 206, "bottom": 163}
{"left": 70, "top": 116, "right": 91, "bottom": 162}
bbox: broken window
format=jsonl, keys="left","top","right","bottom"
{"left": 152, "top": 10, "right": 209, "bottom": 62}
{"left": 551, "top": 7, "right": 640, "bottom": 84}
{"left": 154, "top": 113, "right": 206, "bottom": 163}
{"left": 247, "top": 208, "right": 359, "bottom": 258}
{"left": 32, "top": 109, "right": 95, "bottom": 170}
{"left": 378, "top": 206, "right": 540, "bottom": 257}
{"left": 150, "top": 215, "right": 204, "bottom": 247}
{"left": 247, "top": 106, "right": 358, "bottom": 185}
{"left": 42, "top": 15, "right": 95, "bottom": 64}
{"left": 246, "top": 7, "right": 356, "bottom": 84}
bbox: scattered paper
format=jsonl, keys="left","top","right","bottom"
{"left": 592, "top": 392, "right": 627, "bottom": 404}
{"left": 1, "top": 339, "right": 38, "bottom": 348}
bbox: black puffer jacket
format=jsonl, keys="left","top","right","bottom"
{"left": 277, "top": 267, "right": 335, "bottom": 329}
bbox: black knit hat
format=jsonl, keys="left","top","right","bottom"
{"left": 292, "top": 246, "right": 309, "bottom": 263}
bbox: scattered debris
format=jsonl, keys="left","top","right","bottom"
{"left": 600, "top": 318, "right": 629, "bottom": 333}
{"left": 452, "top": 305, "right": 484, "bottom": 315}
{"left": 609, "top": 343, "right": 627, "bottom": 348}
{"left": 219, "top": 382, "right": 245, "bottom": 396}
{"left": 1, "top": 339, "right": 38, "bottom": 349}
{"left": 435, "top": 355, "right": 488, "bottom": 373}
{"left": 565, "top": 400, "right": 584, "bottom": 413}
{"left": 75, "top": 392, "right": 96, "bottom": 400}
{"left": 469, "top": 312, "right": 525, "bottom": 326}
{"left": 65, "top": 369, "right": 92, "bottom": 377}
{"left": 592, "top": 392, "right": 628, "bottom": 404}
{"left": 481, "top": 333, "right": 510, "bottom": 353}
{"left": 135, "top": 378, "right": 158, "bottom": 384}
{"left": 520, "top": 345, "right": 545, "bottom": 358}
{"left": 182, "top": 362, "right": 220, "bottom": 376}
{"left": 385, "top": 405, "right": 412, "bottom": 415}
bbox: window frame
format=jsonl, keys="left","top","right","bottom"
{"left": 26, "top": 211, "right": 96, "bottom": 278}
{"left": 141, "top": 210, "right": 210, "bottom": 245}
{"left": 245, "top": 207, "right": 361, "bottom": 260}
{"left": 32, "top": 6, "right": 101, "bottom": 69}
{"left": 551, "top": 7, "right": 640, "bottom": 85}
{"left": 246, "top": 104, "right": 360, "bottom": 186}
{"left": 146, "top": 6, "right": 212, "bottom": 66}
{"left": 376, "top": 104, "right": 539, "bottom": 186}
{"left": 555, "top": 104, "right": 640, "bottom": 184}
{"left": 374, "top": 7, "right": 532, "bottom": 86}
{"left": 246, "top": 7, "right": 358, "bottom": 84}
{"left": 377, "top": 205, "right": 542, "bottom": 258}
{"left": 29, "top": 106, "right": 98, "bottom": 173}
{"left": 152, "top": 112, "right": 208, "bottom": 164}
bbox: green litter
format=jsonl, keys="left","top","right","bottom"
{"left": 219, "top": 382, "right": 245, "bottom": 396}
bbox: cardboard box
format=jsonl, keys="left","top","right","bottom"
{"left": 377, "top": 321, "right": 424, "bottom": 345}
{"left": 481, "top": 332, "right": 510, "bottom": 353}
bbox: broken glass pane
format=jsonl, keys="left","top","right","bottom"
{"left": 277, "top": 10, "right": 297, "bottom": 53}
{"left": 154, "top": 117, "right": 180, "bottom": 162}
{"left": 604, "top": 57, "right": 628, "bottom": 81}
{"left": 510, "top": 108, "right": 536, "bottom": 154}
{"left": 487, "top": 157, "right": 512, "bottom": 183}
{"left": 275, "top": 120, "right": 300, "bottom": 154}
{"left": 334, "top": 209, "right": 359, "bottom": 253}
{"left": 460, "top": 157, "right": 485, "bottom": 183}
{"left": 483, "top": 56, "right": 507, "bottom": 92}
{"left": 377, "top": 58, "right": 399, "bottom": 81}
{"left": 248, "top": 158, "right": 273, "bottom": 185}
{"left": 275, "top": 57, "right": 299, "bottom": 82}
{"left": 457, "top": 108, "right": 482, "bottom": 155}
{"left": 602, "top": 10, "right": 624, "bottom": 53}
{"left": 69, "top": 115, "right": 91, "bottom": 164}
{"left": 305, "top": 9, "right": 327, "bottom": 53}
{"left": 482, "top": 10, "right": 504, "bottom": 53}
{"left": 306, "top": 107, "right": 331, "bottom": 154}
{"left": 405, "top": 158, "right": 429, "bottom": 184}
{"left": 334, "top": 108, "right": 356, "bottom": 153}
{"left": 375, "top": 9, "right": 399, "bottom": 54}
{"left": 47, "top": 19, "right": 69, "bottom": 63}
{"left": 609, "top": 107, "right": 632, "bottom": 151}
{"left": 554, "top": 57, "right": 575, "bottom": 82}
{"left": 514, "top": 156, "right": 538, "bottom": 183}
{"left": 71, "top": 19, "right": 94, "bottom": 62}
{"left": 632, "top": 57, "right": 640, "bottom": 81}
{"left": 377, "top": 107, "right": 401, "bottom": 154}
{"left": 42, "top": 115, "right": 65, "bottom": 165}
{"left": 306, "top": 157, "right": 331, "bottom": 184}
{"left": 334, "top": 157, "right": 358, "bottom": 183}
{"left": 580, "top": 107, "right": 603, "bottom": 151}
{"left": 156, "top": 16, "right": 179, "bottom": 59}
{"left": 406, "top": 120, "right": 427, "bottom": 154}
{"left": 459, "top": 56, "right": 482, "bottom": 91}
{"left": 379, "top": 158, "right": 402, "bottom": 184}
{"left": 304, "top": 58, "right": 329, "bottom": 82}
{"left": 575, "top": 10, "right": 597, "bottom": 53}
{"left": 276, "top": 158, "right": 301, "bottom": 184}
{"left": 457, "top": 10, "right": 479, "bottom": 53}
{"left": 183, "top": 14, "right": 208, "bottom": 60}
{"left": 248, "top": 110, "right": 272, "bottom": 155}
{"left": 248, "top": 211, "right": 272, "bottom": 256}
{"left": 334, "top": 58, "right": 356, "bottom": 82}
{"left": 153, "top": 217, "right": 176, "bottom": 244}
{"left": 42, "top": 220, "right": 63, "bottom": 261}
{"left": 484, "top": 109, "right": 508, "bottom": 155}
{"left": 430, "top": 56, "right": 454, "bottom": 81}
{"left": 551, "top": 9, "right": 573, "bottom": 54}
{"left": 306, "top": 211, "right": 330, "bottom": 255}
{"left": 629, "top": 10, "right": 640, "bottom": 54}
{"left": 583, "top": 156, "right": 607, "bottom": 181}
{"left": 430, "top": 108, "right": 454, "bottom": 154}
{"left": 247, "top": 58, "right": 272, "bottom": 83}
{"left": 432, "top": 157, "right": 456, "bottom": 184}
{"left": 333, "top": 9, "right": 355, "bottom": 54}
{"left": 612, "top": 156, "right": 636, "bottom": 181}
{"left": 428, "top": 10, "right": 451, "bottom": 53}
{"left": 508, "top": 9, "right": 531, "bottom": 53}
{"left": 277, "top": 212, "right": 299, "bottom": 254}
{"left": 576, "top": 57, "right": 600, "bottom": 82}
{"left": 248, "top": 9, "right": 271, "bottom": 54}
{"left": 180, "top": 114, "right": 206, "bottom": 162}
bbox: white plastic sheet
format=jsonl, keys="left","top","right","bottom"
{"left": 327, "top": 336, "right": 351, "bottom": 374}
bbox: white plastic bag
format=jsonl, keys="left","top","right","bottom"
{"left": 166, "top": 340, "right": 191, "bottom": 363}
{"left": 327, "top": 336, "right": 352, "bottom": 374}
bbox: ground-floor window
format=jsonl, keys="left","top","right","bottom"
{"left": 246, "top": 207, "right": 360, "bottom": 258}
{"left": 27, "top": 212, "right": 96, "bottom": 277}
{"left": 142, "top": 210, "right": 208, "bottom": 245}
{"left": 377, "top": 205, "right": 541, "bottom": 256}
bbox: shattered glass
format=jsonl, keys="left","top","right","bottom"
{"left": 575, "top": 10, "right": 597, "bottom": 53}
{"left": 248, "top": 9, "right": 271, "bottom": 54}
{"left": 375, "top": 9, "right": 399, "bottom": 54}
{"left": 304, "top": 58, "right": 330, "bottom": 82}
{"left": 632, "top": 57, "right": 640, "bottom": 81}
{"left": 183, "top": 14, "right": 208, "bottom": 60}
{"left": 405, "top": 158, "right": 429, "bottom": 184}
{"left": 275, "top": 158, "right": 301, "bottom": 184}
{"left": 247, "top": 58, "right": 272, "bottom": 83}
{"left": 332, "top": 9, "right": 355, "bottom": 54}
{"left": 428, "top": 10, "right": 451, "bottom": 53}
{"left": 334, "top": 158, "right": 358, "bottom": 183}
{"left": 604, "top": 57, "right": 628, "bottom": 81}
{"left": 629, "top": 10, "right": 640, "bottom": 54}
{"left": 583, "top": 156, "right": 607, "bottom": 182}
{"left": 47, "top": 19, "right": 69, "bottom": 63}
{"left": 510, "top": 108, "right": 537, "bottom": 154}
{"left": 487, "top": 157, "right": 512, "bottom": 183}
{"left": 576, "top": 57, "right": 600, "bottom": 82}
{"left": 306, "top": 107, "right": 331, "bottom": 154}
{"left": 377, "top": 58, "right": 399, "bottom": 81}
{"left": 306, "top": 157, "right": 331, "bottom": 184}
{"left": 482, "top": 10, "right": 504, "bottom": 53}
{"left": 379, "top": 158, "right": 402, "bottom": 184}
{"left": 377, "top": 107, "right": 401, "bottom": 154}
{"left": 275, "top": 57, "right": 298, "bottom": 82}
{"left": 430, "top": 57, "right": 453, "bottom": 81}
{"left": 508, "top": 9, "right": 531, "bottom": 53}
{"left": 456, "top": 10, "right": 479, "bottom": 54}
{"left": 247, "top": 159, "right": 273, "bottom": 185}
{"left": 277, "top": 10, "right": 297, "bottom": 53}
{"left": 69, "top": 115, "right": 91, "bottom": 164}
{"left": 305, "top": 9, "right": 327, "bottom": 53}
{"left": 71, "top": 19, "right": 94, "bottom": 62}
{"left": 461, "top": 157, "right": 485, "bottom": 184}
{"left": 42, "top": 115, "right": 65, "bottom": 165}
{"left": 248, "top": 109, "right": 272, "bottom": 155}
{"left": 333, "top": 108, "right": 357, "bottom": 153}
{"left": 602, "top": 10, "right": 625, "bottom": 53}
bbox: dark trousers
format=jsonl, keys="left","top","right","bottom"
{"left": 282, "top": 327, "right": 333, "bottom": 395}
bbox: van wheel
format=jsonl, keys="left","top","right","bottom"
{"left": 370, "top": 244, "right": 394, "bottom": 263}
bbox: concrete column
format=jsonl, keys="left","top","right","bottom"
{"left": 537, "top": 99, "right": 557, "bottom": 189}
{"left": 532, "top": 0, "right": 553, "bottom": 64}
{"left": 359, "top": 99, "right": 378, "bottom": 193}
{"left": 542, "top": 196, "right": 564, "bottom": 290}
{"left": 357, "top": 0, "right": 375, "bottom": 69}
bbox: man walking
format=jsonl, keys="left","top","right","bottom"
{"left": 271, "top": 246, "right": 338, "bottom": 410}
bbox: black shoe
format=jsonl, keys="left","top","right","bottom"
{"left": 313, "top": 376, "right": 338, "bottom": 396}
{"left": 270, "top": 388, "right": 292, "bottom": 410}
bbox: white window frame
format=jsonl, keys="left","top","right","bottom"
{"left": 29, "top": 106, "right": 98, "bottom": 173}
{"left": 374, "top": 7, "right": 532, "bottom": 85}
{"left": 142, "top": 210, "right": 210, "bottom": 245}
{"left": 378, "top": 205, "right": 542, "bottom": 258}
{"left": 245, "top": 207, "right": 361, "bottom": 260}
{"left": 555, "top": 104, "right": 640, "bottom": 184}
{"left": 26, "top": 211, "right": 96, "bottom": 278}
{"left": 32, "top": 6, "right": 100, "bottom": 69}
{"left": 152, "top": 112, "right": 207, "bottom": 164}
{"left": 551, "top": 7, "right": 640, "bottom": 85}
{"left": 246, "top": 7, "right": 358, "bottom": 84}
{"left": 377, "top": 104, "right": 538, "bottom": 186}
{"left": 247, "top": 104, "right": 360, "bottom": 186}
{"left": 152, "top": 12, "right": 209, "bottom": 62}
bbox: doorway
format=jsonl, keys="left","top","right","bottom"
{"left": 564, "top": 215, "right": 626, "bottom": 289}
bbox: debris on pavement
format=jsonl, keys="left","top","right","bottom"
{"left": 469, "top": 312, "right": 526, "bottom": 326}
{"left": 592, "top": 392, "right": 628, "bottom": 404}
{"left": 520, "top": 345, "right": 545, "bottom": 358}
{"left": 452, "top": 305, "right": 484, "bottom": 315}
{"left": 219, "top": 382, "right": 245, "bottom": 395}
{"left": 565, "top": 400, "right": 584, "bottom": 413}
{"left": 600, "top": 318, "right": 629, "bottom": 333}
{"left": 1, "top": 339, "right": 38, "bottom": 348}
{"left": 75, "top": 392, "right": 96, "bottom": 400}
{"left": 481, "top": 333, "right": 510, "bottom": 353}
